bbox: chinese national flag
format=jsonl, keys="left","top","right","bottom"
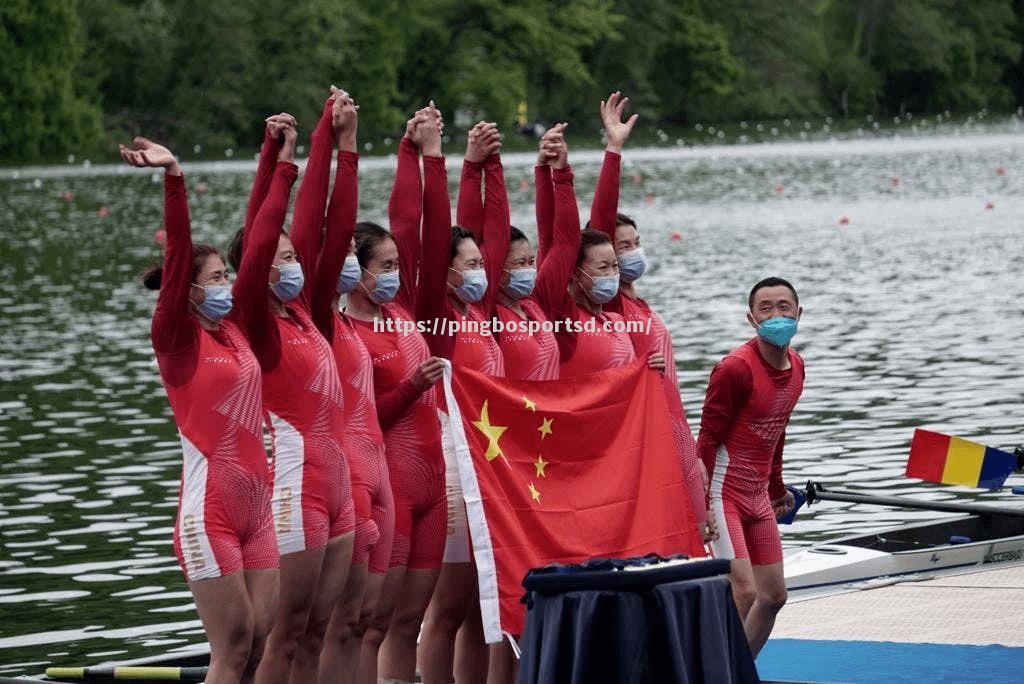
{"left": 440, "top": 359, "right": 705, "bottom": 642}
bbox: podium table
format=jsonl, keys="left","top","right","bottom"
{"left": 517, "top": 559, "right": 759, "bottom": 683}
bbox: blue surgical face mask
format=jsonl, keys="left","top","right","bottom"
{"left": 578, "top": 268, "right": 619, "bottom": 304}
{"left": 452, "top": 268, "right": 487, "bottom": 303}
{"left": 271, "top": 262, "right": 304, "bottom": 302}
{"left": 503, "top": 267, "right": 536, "bottom": 299}
{"left": 365, "top": 269, "right": 400, "bottom": 304}
{"left": 756, "top": 316, "right": 798, "bottom": 348}
{"left": 617, "top": 247, "right": 647, "bottom": 283}
{"left": 194, "top": 283, "right": 232, "bottom": 322}
{"left": 337, "top": 255, "right": 361, "bottom": 294}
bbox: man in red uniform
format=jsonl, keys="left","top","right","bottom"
{"left": 697, "top": 277, "right": 803, "bottom": 657}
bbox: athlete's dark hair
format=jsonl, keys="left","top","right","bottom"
{"left": 583, "top": 213, "right": 637, "bottom": 232}
{"left": 576, "top": 229, "right": 612, "bottom": 267}
{"left": 354, "top": 221, "right": 394, "bottom": 268}
{"left": 226, "top": 227, "right": 292, "bottom": 273}
{"left": 450, "top": 225, "right": 476, "bottom": 260}
{"left": 141, "top": 243, "right": 221, "bottom": 291}
{"left": 509, "top": 226, "right": 528, "bottom": 244}
{"left": 748, "top": 277, "right": 799, "bottom": 310}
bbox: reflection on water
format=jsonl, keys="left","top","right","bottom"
{"left": 1, "top": 127, "right": 1023, "bottom": 673}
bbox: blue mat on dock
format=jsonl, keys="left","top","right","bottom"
{"left": 757, "top": 639, "right": 1024, "bottom": 683}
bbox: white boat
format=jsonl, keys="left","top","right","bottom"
{"left": 785, "top": 513, "right": 1024, "bottom": 597}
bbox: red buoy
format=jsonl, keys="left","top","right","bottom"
{"left": 670, "top": 231, "right": 682, "bottom": 242}
{"left": 839, "top": 215, "right": 849, "bottom": 225}
{"left": 985, "top": 201, "right": 995, "bottom": 210}
{"left": 774, "top": 185, "right": 784, "bottom": 195}
{"left": 891, "top": 176, "right": 900, "bottom": 187}
{"left": 631, "top": 172, "right": 643, "bottom": 185}
{"left": 996, "top": 167, "right": 1006, "bottom": 176}
{"left": 62, "top": 190, "right": 73, "bottom": 201}
{"left": 644, "top": 194, "right": 654, "bottom": 204}
{"left": 196, "top": 182, "right": 208, "bottom": 194}
{"left": 519, "top": 179, "right": 529, "bottom": 191}
{"left": 97, "top": 206, "right": 110, "bottom": 218}
{"left": 154, "top": 229, "right": 167, "bottom": 245}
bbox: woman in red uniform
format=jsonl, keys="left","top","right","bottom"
{"left": 456, "top": 126, "right": 577, "bottom": 683}
{"left": 346, "top": 108, "right": 448, "bottom": 684}
{"left": 416, "top": 118, "right": 508, "bottom": 684}
{"left": 228, "top": 108, "right": 355, "bottom": 684}
{"left": 125, "top": 137, "right": 278, "bottom": 684}
{"left": 298, "top": 92, "right": 397, "bottom": 683}
{"left": 587, "top": 91, "right": 710, "bottom": 539}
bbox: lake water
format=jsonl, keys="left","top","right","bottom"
{"left": 1, "top": 124, "right": 1023, "bottom": 674}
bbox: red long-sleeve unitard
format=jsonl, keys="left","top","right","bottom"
{"left": 156, "top": 173, "right": 277, "bottom": 582}
{"left": 237, "top": 114, "right": 354, "bottom": 556}
{"left": 349, "top": 138, "right": 446, "bottom": 569}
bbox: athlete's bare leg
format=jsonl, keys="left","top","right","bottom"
{"left": 727, "top": 557, "right": 757, "bottom": 622}
{"left": 486, "top": 639, "right": 518, "bottom": 684}
{"left": 454, "top": 591, "right": 488, "bottom": 683}
{"left": 190, "top": 571, "right": 256, "bottom": 684}
{"left": 381, "top": 567, "right": 442, "bottom": 682}
{"left": 290, "top": 532, "right": 355, "bottom": 683}
{"left": 241, "top": 568, "right": 279, "bottom": 684}
{"left": 746, "top": 561, "right": 787, "bottom": 657}
{"left": 358, "top": 565, "right": 405, "bottom": 684}
{"left": 418, "top": 561, "right": 475, "bottom": 682}
{"left": 254, "top": 544, "right": 326, "bottom": 684}
{"left": 317, "top": 561, "right": 370, "bottom": 684}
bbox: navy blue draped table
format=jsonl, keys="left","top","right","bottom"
{"left": 517, "top": 558, "right": 760, "bottom": 683}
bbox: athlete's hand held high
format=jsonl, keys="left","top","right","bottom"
{"left": 330, "top": 87, "right": 359, "bottom": 151}
{"left": 771, "top": 489, "right": 796, "bottom": 518}
{"left": 277, "top": 122, "right": 298, "bottom": 163}
{"left": 466, "top": 122, "right": 501, "bottom": 163}
{"left": 119, "top": 137, "right": 181, "bottom": 175}
{"left": 411, "top": 356, "right": 446, "bottom": 391}
{"left": 536, "top": 124, "right": 565, "bottom": 165}
{"left": 264, "top": 112, "right": 298, "bottom": 140}
{"left": 600, "top": 91, "right": 638, "bottom": 154}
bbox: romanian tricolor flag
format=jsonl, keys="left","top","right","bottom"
{"left": 905, "top": 429, "right": 1017, "bottom": 489}
{"left": 440, "top": 360, "right": 704, "bottom": 643}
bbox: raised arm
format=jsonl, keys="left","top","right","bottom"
{"left": 120, "top": 138, "right": 193, "bottom": 356}
{"left": 532, "top": 137, "right": 579, "bottom": 321}
{"left": 244, "top": 112, "right": 295, "bottom": 238}
{"left": 234, "top": 125, "right": 299, "bottom": 372}
{"left": 535, "top": 123, "right": 565, "bottom": 266}
{"left": 312, "top": 92, "right": 360, "bottom": 341}
{"left": 388, "top": 112, "right": 427, "bottom": 313}
{"left": 289, "top": 96, "right": 337, "bottom": 310}
{"left": 479, "top": 152, "right": 510, "bottom": 316}
{"left": 589, "top": 92, "right": 636, "bottom": 235}
{"left": 456, "top": 121, "right": 500, "bottom": 236}
{"left": 416, "top": 105, "right": 452, "bottom": 327}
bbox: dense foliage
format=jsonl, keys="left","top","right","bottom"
{"left": 2, "top": 0, "right": 1021, "bottom": 161}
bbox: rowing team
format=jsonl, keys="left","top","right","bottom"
{"left": 123, "top": 87, "right": 803, "bottom": 684}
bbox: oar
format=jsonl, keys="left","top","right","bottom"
{"left": 44, "top": 665, "right": 207, "bottom": 682}
{"left": 803, "top": 480, "right": 1024, "bottom": 519}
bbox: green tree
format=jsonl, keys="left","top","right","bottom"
{"left": 0, "top": 0, "right": 102, "bottom": 161}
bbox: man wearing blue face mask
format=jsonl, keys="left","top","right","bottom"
{"left": 696, "top": 276, "right": 805, "bottom": 658}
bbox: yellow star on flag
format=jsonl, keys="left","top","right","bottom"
{"left": 535, "top": 455, "right": 548, "bottom": 477}
{"left": 528, "top": 482, "right": 541, "bottom": 502}
{"left": 472, "top": 400, "right": 508, "bottom": 462}
{"left": 538, "top": 417, "right": 554, "bottom": 440}
{"left": 523, "top": 395, "right": 537, "bottom": 411}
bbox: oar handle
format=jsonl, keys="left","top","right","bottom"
{"left": 45, "top": 665, "right": 208, "bottom": 682}
{"left": 804, "top": 480, "right": 1024, "bottom": 519}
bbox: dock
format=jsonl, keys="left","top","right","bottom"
{"left": 757, "top": 562, "right": 1024, "bottom": 682}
